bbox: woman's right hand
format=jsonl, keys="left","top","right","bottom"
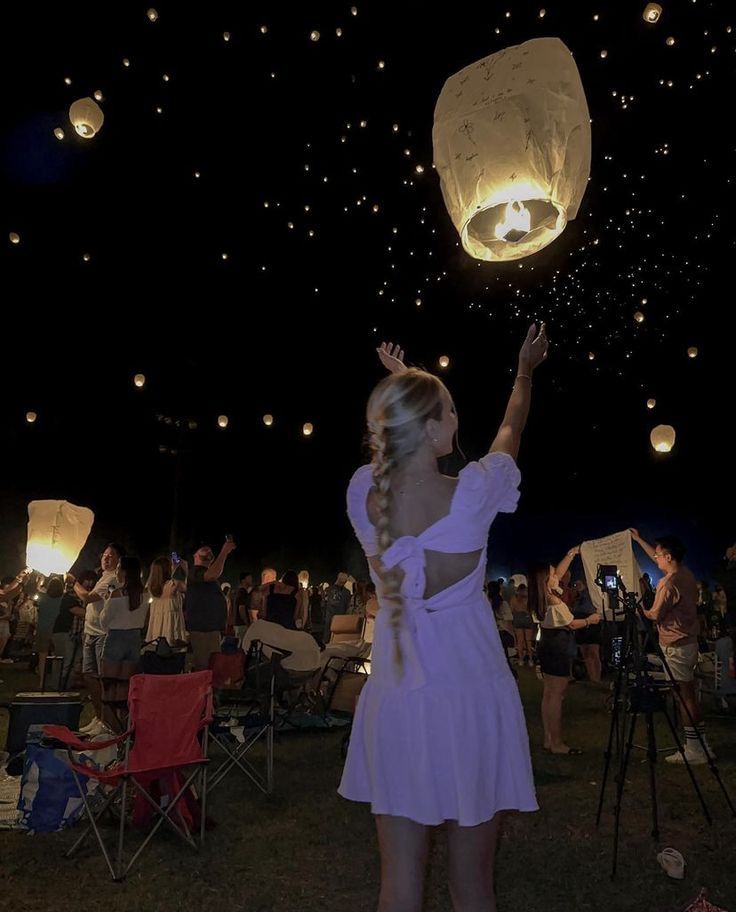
{"left": 376, "top": 342, "right": 407, "bottom": 375}
{"left": 629, "top": 528, "right": 641, "bottom": 542}
{"left": 588, "top": 613, "right": 602, "bottom": 625}
{"left": 517, "top": 322, "right": 549, "bottom": 375}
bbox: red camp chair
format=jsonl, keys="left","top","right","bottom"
{"left": 43, "top": 670, "right": 213, "bottom": 882}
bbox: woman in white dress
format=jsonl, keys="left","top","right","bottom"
{"left": 145, "top": 556, "right": 187, "bottom": 646}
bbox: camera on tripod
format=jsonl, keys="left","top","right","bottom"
{"left": 595, "top": 563, "right": 619, "bottom": 594}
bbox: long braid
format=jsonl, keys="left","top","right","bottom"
{"left": 369, "top": 423, "right": 404, "bottom": 674}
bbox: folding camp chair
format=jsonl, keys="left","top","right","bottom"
{"left": 207, "top": 641, "right": 276, "bottom": 795}
{"left": 42, "top": 670, "right": 213, "bottom": 882}
{"left": 328, "top": 614, "right": 364, "bottom": 645}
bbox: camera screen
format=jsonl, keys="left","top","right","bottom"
{"left": 605, "top": 575, "right": 617, "bottom": 590}
{"left": 611, "top": 636, "right": 623, "bottom": 666}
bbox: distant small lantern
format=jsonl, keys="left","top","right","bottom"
{"left": 687, "top": 346, "right": 698, "bottom": 359}
{"left": 147, "top": 8, "right": 158, "bottom": 22}
{"left": 643, "top": 4, "right": 663, "bottom": 23}
{"left": 588, "top": 352, "right": 596, "bottom": 361}
{"left": 69, "top": 97, "right": 104, "bottom": 139}
{"left": 646, "top": 398, "right": 656, "bottom": 410}
{"left": 439, "top": 355, "right": 450, "bottom": 369}
{"left": 218, "top": 415, "right": 229, "bottom": 428}
{"left": 263, "top": 414, "right": 274, "bottom": 427}
{"left": 54, "top": 127, "right": 65, "bottom": 140}
{"left": 650, "top": 425, "right": 676, "bottom": 453}
{"left": 600, "top": 49, "right": 608, "bottom": 58}
{"left": 9, "top": 232, "right": 20, "bottom": 244}
{"left": 122, "top": 58, "right": 130, "bottom": 67}
{"left": 134, "top": 373, "right": 146, "bottom": 389}
{"left": 310, "top": 30, "right": 320, "bottom": 41}
{"left": 93, "top": 89, "right": 104, "bottom": 101}
{"left": 634, "top": 311, "right": 645, "bottom": 323}
{"left": 223, "top": 31, "right": 230, "bottom": 42}
{"left": 433, "top": 38, "right": 591, "bottom": 262}
{"left": 26, "top": 411, "right": 37, "bottom": 424}
{"left": 303, "top": 422, "right": 314, "bottom": 436}
{"left": 666, "top": 36, "right": 675, "bottom": 46}
{"left": 82, "top": 253, "right": 91, "bottom": 262}
{"left": 188, "top": 420, "right": 198, "bottom": 431}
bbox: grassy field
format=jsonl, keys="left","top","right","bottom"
{"left": 1, "top": 662, "right": 734, "bottom": 912}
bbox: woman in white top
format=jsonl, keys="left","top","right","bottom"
{"left": 99, "top": 556, "right": 147, "bottom": 678}
{"left": 145, "top": 556, "right": 188, "bottom": 646}
{"left": 528, "top": 547, "right": 601, "bottom": 755}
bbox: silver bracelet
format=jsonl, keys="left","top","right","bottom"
{"left": 515, "top": 373, "right": 532, "bottom": 386}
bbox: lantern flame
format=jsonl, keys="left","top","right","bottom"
{"left": 494, "top": 201, "right": 531, "bottom": 241}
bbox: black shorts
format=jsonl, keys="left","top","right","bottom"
{"left": 575, "top": 620, "right": 601, "bottom": 646}
{"left": 538, "top": 628, "right": 572, "bottom": 678}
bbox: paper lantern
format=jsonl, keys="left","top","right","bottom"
{"left": 54, "top": 127, "right": 65, "bottom": 140}
{"left": 147, "top": 8, "right": 158, "bottom": 21}
{"left": 217, "top": 415, "right": 229, "bottom": 428}
{"left": 263, "top": 414, "right": 274, "bottom": 426}
{"left": 687, "top": 346, "right": 698, "bottom": 359}
{"left": 646, "top": 398, "right": 656, "bottom": 409}
{"left": 69, "top": 97, "right": 104, "bottom": 139}
{"left": 303, "top": 422, "right": 314, "bottom": 436}
{"left": 666, "top": 36, "right": 675, "bottom": 46}
{"left": 643, "top": 4, "right": 663, "bottom": 23}
{"left": 298, "top": 570, "right": 310, "bottom": 589}
{"left": 133, "top": 373, "right": 146, "bottom": 389}
{"left": 650, "top": 425, "right": 676, "bottom": 453}
{"left": 223, "top": 31, "right": 230, "bottom": 42}
{"left": 26, "top": 411, "right": 37, "bottom": 423}
{"left": 432, "top": 37, "right": 591, "bottom": 262}
{"left": 310, "top": 30, "right": 320, "bottom": 41}
{"left": 634, "top": 311, "right": 645, "bottom": 323}
{"left": 9, "top": 232, "right": 20, "bottom": 244}
{"left": 439, "top": 355, "right": 450, "bottom": 369}
{"left": 26, "top": 500, "right": 94, "bottom": 576}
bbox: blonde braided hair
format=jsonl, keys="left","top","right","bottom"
{"left": 366, "top": 369, "right": 445, "bottom": 674}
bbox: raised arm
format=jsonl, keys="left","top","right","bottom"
{"left": 489, "top": 323, "right": 548, "bottom": 460}
{"left": 376, "top": 342, "right": 408, "bottom": 375}
{"left": 555, "top": 545, "right": 581, "bottom": 581}
{"left": 629, "top": 528, "right": 657, "bottom": 562}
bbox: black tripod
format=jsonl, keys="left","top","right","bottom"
{"left": 595, "top": 577, "right": 735, "bottom": 878}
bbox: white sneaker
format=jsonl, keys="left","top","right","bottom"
{"left": 665, "top": 748, "right": 708, "bottom": 766}
{"left": 83, "top": 719, "right": 109, "bottom": 737}
{"left": 78, "top": 716, "right": 100, "bottom": 734}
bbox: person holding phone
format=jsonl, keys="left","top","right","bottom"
{"left": 184, "top": 538, "right": 236, "bottom": 670}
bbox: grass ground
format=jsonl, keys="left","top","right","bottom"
{"left": 1, "top": 661, "right": 734, "bottom": 912}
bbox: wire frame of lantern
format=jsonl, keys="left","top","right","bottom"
{"left": 643, "top": 4, "right": 663, "bottom": 23}
{"left": 687, "top": 346, "right": 698, "bottom": 359}
{"left": 263, "top": 414, "right": 274, "bottom": 427}
{"left": 650, "top": 425, "right": 676, "bottom": 453}
{"left": 217, "top": 415, "right": 229, "bottom": 428}
{"left": 646, "top": 398, "right": 657, "bottom": 410}
{"left": 133, "top": 373, "right": 146, "bottom": 389}
{"left": 69, "top": 97, "right": 104, "bottom": 139}
{"left": 26, "top": 411, "right": 37, "bottom": 424}
{"left": 302, "top": 422, "right": 314, "bottom": 437}
{"left": 433, "top": 38, "right": 591, "bottom": 262}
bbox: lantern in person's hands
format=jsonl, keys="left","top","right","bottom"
{"left": 26, "top": 500, "right": 94, "bottom": 576}
{"left": 432, "top": 37, "right": 591, "bottom": 262}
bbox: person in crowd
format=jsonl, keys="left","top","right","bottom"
{"left": 0, "top": 570, "right": 32, "bottom": 663}
{"left": 145, "top": 555, "right": 187, "bottom": 646}
{"left": 34, "top": 577, "right": 65, "bottom": 688}
{"left": 262, "top": 570, "right": 301, "bottom": 630}
{"left": 488, "top": 579, "right": 514, "bottom": 654}
{"left": 529, "top": 548, "right": 601, "bottom": 755}
{"left": 322, "top": 572, "right": 352, "bottom": 643}
{"left": 630, "top": 530, "right": 715, "bottom": 765}
{"left": 571, "top": 578, "right": 602, "bottom": 684}
{"left": 53, "top": 571, "right": 96, "bottom": 689}
{"left": 233, "top": 572, "right": 254, "bottom": 640}
{"left": 222, "top": 582, "right": 235, "bottom": 634}
{"left": 510, "top": 582, "right": 535, "bottom": 666}
{"left": 184, "top": 539, "right": 236, "bottom": 671}
{"left": 249, "top": 567, "right": 278, "bottom": 623}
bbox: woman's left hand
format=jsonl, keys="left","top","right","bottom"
{"left": 377, "top": 342, "right": 407, "bottom": 374}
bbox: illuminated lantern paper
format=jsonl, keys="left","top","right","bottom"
{"left": 646, "top": 398, "right": 656, "bottom": 409}
{"left": 69, "top": 97, "right": 104, "bottom": 139}
{"left": 687, "top": 346, "right": 698, "bottom": 359}
{"left": 26, "top": 500, "right": 94, "bottom": 576}
{"left": 303, "top": 423, "right": 314, "bottom": 436}
{"left": 26, "top": 411, "right": 37, "bottom": 423}
{"left": 650, "top": 425, "right": 676, "bottom": 453}
{"left": 439, "top": 355, "right": 450, "bottom": 369}
{"left": 643, "top": 4, "right": 663, "bottom": 23}
{"left": 134, "top": 373, "right": 146, "bottom": 388}
{"left": 263, "top": 414, "right": 274, "bottom": 426}
{"left": 217, "top": 415, "right": 229, "bottom": 428}
{"left": 433, "top": 37, "right": 591, "bottom": 262}
{"left": 9, "top": 232, "right": 20, "bottom": 244}
{"left": 298, "top": 570, "right": 310, "bottom": 589}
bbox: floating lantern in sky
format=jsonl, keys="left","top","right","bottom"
{"left": 82, "top": 253, "right": 91, "bottom": 262}
{"left": 303, "top": 422, "right": 314, "bottom": 436}
{"left": 433, "top": 38, "right": 591, "bottom": 262}
{"left": 133, "top": 373, "right": 146, "bottom": 389}
{"left": 588, "top": 352, "right": 596, "bottom": 361}
{"left": 122, "top": 57, "right": 130, "bottom": 67}
{"left": 643, "top": 4, "right": 663, "bottom": 23}
{"left": 351, "top": 6, "right": 358, "bottom": 15}
{"left": 263, "top": 414, "right": 274, "bottom": 426}
{"left": 9, "top": 232, "right": 20, "bottom": 244}
{"left": 666, "top": 36, "right": 676, "bottom": 46}
{"left": 310, "top": 30, "right": 320, "bottom": 41}
{"left": 217, "top": 415, "right": 229, "bottom": 428}
{"left": 93, "top": 89, "right": 104, "bottom": 101}
{"left": 646, "top": 398, "right": 656, "bottom": 409}
{"left": 687, "top": 346, "right": 699, "bottom": 359}
{"left": 298, "top": 570, "right": 310, "bottom": 589}
{"left": 600, "top": 49, "right": 608, "bottom": 58}
{"left": 26, "top": 500, "right": 94, "bottom": 576}
{"left": 147, "top": 8, "right": 158, "bottom": 22}
{"left": 54, "top": 127, "right": 64, "bottom": 140}
{"left": 223, "top": 31, "right": 230, "bottom": 42}
{"left": 634, "top": 311, "right": 645, "bottom": 323}
{"left": 650, "top": 425, "right": 676, "bottom": 454}
{"left": 539, "top": 8, "right": 546, "bottom": 16}
{"left": 26, "top": 411, "right": 37, "bottom": 423}
{"left": 69, "top": 97, "right": 104, "bottom": 139}
{"left": 439, "top": 355, "right": 450, "bottom": 369}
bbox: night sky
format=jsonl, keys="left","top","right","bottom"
{"left": 1, "top": 1, "right": 732, "bottom": 583}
